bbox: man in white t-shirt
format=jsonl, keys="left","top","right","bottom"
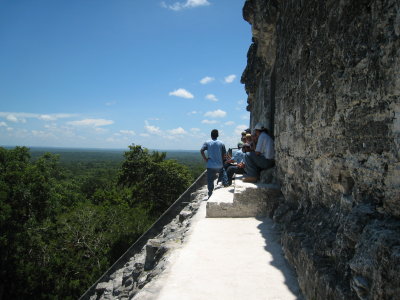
{"left": 243, "top": 123, "right": 275, "bottom": 183}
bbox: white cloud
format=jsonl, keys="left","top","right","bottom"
{"left": 225, "top": 121, "right": 235, "bottom": 126}
{"left": 205, "top": 94, "right": 218, "bottom": 102}
{"left": 237, "top": 99, "right": 245, "bottom": 105}
{"left": 168, "top": 127, "right": 187, "bottom": 135}
{"left": 38, "top": 114, "right": 75, "bottom": 121}
{"left": 185, "top": 0, "right": 210, "bottom": 7}
{"left": 169, "top": 88, "right": 194, "bottom": 99}
{"left": 38, "top": 114, "right": 72, "bottom": 121}
{"left": 7, "top": 127, "right": 13, "bottom": 132}
{"left": 200, "top": 76, "right": 215, "bottom": 84}
{"left": 187, "top": 110, "right": 198, "bottom": 115}
{"left": 119, "top": 130, "right": 135, "bottom": 136}
{"left": 190, "top": 127, "right": 201, "bottom": 133}
{"left": 0, "top": 121, "right": 7, "bottom": 127}
{"left": 31, "top": 130, "right": 54, "bottom": 138}
{"left": 140, "top": 133, "right": 150, "bottom": 137}
{"left": 204, "top": 109, "right": 226, "bottom": 118}
{"left": 67, "top": 118, "right": 114, "bottom": 127}
{"left": 94, "top": 127, "right": 108, "bottom": 133}
{"left": 224, "top": 74, "right": 236, "bottom": 83}
{"left": 0, "top": 112, "right": 75, "bottom": 122}
{"left": 241, "top": 113, "right": 250, "bottom": 120}
{"left": 162, "top": 0, "right": 210, "bottom": 11}
{"left": 106, "top": 137, "right": 116, "bottom": 142}
{"left": 6, "top": 114, "right": 19, "bottom": 123}
{"left": 145, "top": 121, "right": 162, "bottom": 135}
{"left": 44, "top": 123, "right": 57, "bottom": 129}
{"left": 105, "top": 100, "right": 117, "bottom": 106}
{"left": 41, "top": 124, "right": 78, "bottom": 139}
{"left": 235, "top": 124, "right": 248, "bottom": 135}
{"left": 38, "top": 115, "right": 55, "bottom": 121}
{"left": 201, "top": 119, "right": 218, "bottom": 124}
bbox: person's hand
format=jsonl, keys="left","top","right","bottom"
{"left": 203, "top": 157, "right": 209, "bottom": 162}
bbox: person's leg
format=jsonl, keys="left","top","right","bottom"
{"left": 244, "top": 152, "right": 273, "bottom": 181}
{"left": 207, "top": 168, "right": 219, "bottom": 197}
{"left": 217, "top": 168, "right": 227, "bottom": 186}
{"left": 207, "top": 168, "right": 213, "bottom": 196}
{"left": 226, "top": 165, "right": 238, "bottom": 185}
{"left": 237, "top": 167, "right": 245, "bottom": 174}
{"left": 244, "top": 152, "right": 261, "bottom": 178}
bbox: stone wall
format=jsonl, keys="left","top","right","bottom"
{"left": 241, "top": 0, "right": 400, "bottom": 299}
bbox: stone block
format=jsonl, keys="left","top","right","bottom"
{"left": 144, "top": 239, "right": 167, "bottom": 271}
{"left": 206, "top": 176, "right": 282, "bottom": 218}
{"left": 260, "top": 168, "right": 274, "bottom": 184}
{"left": 95, "top": 281, "right": 113, "bottom": 294}
{"left": 179, "top": 210, "right": 192, "bottom": 222}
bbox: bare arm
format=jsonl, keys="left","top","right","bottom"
{"left": 200, "top": 149, "right": 208, "bottom": 162}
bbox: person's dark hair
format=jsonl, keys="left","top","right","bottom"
{"left": 211, "top": 129, "right": 219, "bottom": 139}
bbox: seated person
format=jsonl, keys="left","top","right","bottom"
{"left": 218, "top": 142, "right": 243, "bottom": 187}
{"left": 224, "top": 143, "right": 246, "bottom": 186}
{"left": 241, "top": 131, "right": 247, "bottom": 144}
{"left": 242, "top": 134, "right": 252, "bottom": 153}
{"left": 243, "top": 133, "right": 259, "bottom": 152}
{"left": 243, "top": 123, "right": 275, "bottom": 183}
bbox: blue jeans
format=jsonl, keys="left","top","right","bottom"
{"left": 218, "top": 165, "right": 229, "bottom": 186}
{"left": 226, "top": 165, "right": 245, "bottom": 185}
{"left": 244, "top": 152, "right": 274, "bottom": 177}
{"left": 207, "top": 168, "right": 223, "bottom": 197}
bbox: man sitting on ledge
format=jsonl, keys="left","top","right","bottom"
{"left": 243, "top": 123, "right": 275, "bottom": 183}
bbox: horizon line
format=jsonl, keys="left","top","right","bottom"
{"left": 1, "top": 144, "right": 200, "bottom": 152}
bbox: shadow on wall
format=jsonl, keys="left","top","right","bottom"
{"left": 256, "top": 217, "right": 304, "bottom": 300}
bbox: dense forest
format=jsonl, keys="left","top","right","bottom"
{"left": 0, "top": 145, "right": 204, "bottom": 299}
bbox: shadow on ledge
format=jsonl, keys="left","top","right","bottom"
{"left": 256, "top": 217, "right": 304, "bottom": 300}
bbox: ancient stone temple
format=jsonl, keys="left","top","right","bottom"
{"left": 81, "top": 1, "right": 399, "bottom": 299}
{"left": 241, "top": 0, "right": 400, "bottom": 299}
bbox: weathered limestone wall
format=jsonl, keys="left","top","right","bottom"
{"left": 242, "top": 0, "right": 400, "bottom": 299}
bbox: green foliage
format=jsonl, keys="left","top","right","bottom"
{"left": 0, "top": 147, "right": 62, "bottom": 298}
{"left": 118, "top": 145, "right": 193, "bottom": 215}
{"left": 0, "top": 145, "right": 198, "bottom": 299}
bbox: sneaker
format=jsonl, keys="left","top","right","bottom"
{"left": 243, "top": 176, "right": 257, "bottom": 183}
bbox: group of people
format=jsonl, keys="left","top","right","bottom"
{"left": 200, "top": 123, "right": 275, "bottom": 197}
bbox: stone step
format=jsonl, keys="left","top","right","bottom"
{"left": 206, "top": 175, "right": 282, "bottom": 218}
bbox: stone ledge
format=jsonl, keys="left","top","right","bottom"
{"left": 206, "top": 175, "right": 282, "bottom": 218}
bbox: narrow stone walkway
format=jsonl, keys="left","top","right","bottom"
{"left": 135, "top": 183, "right": 303, "bottom": 300}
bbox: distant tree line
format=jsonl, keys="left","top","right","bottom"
{"left": 0, "top": 145, "right": 201, "bottom": 299}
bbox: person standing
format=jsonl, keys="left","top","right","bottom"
{"left": 243, "top": 123, "right": 275, "bottom": 183}
{"left": 200, "top": 129, "right": 226, "bottom": 197}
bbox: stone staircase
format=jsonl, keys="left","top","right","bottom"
{"left": 206, "top": 172, "right": 282, "bottom": 218}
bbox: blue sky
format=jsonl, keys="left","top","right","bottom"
{"left": 0, "top": 0, "right": 251, "bottom": 150}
